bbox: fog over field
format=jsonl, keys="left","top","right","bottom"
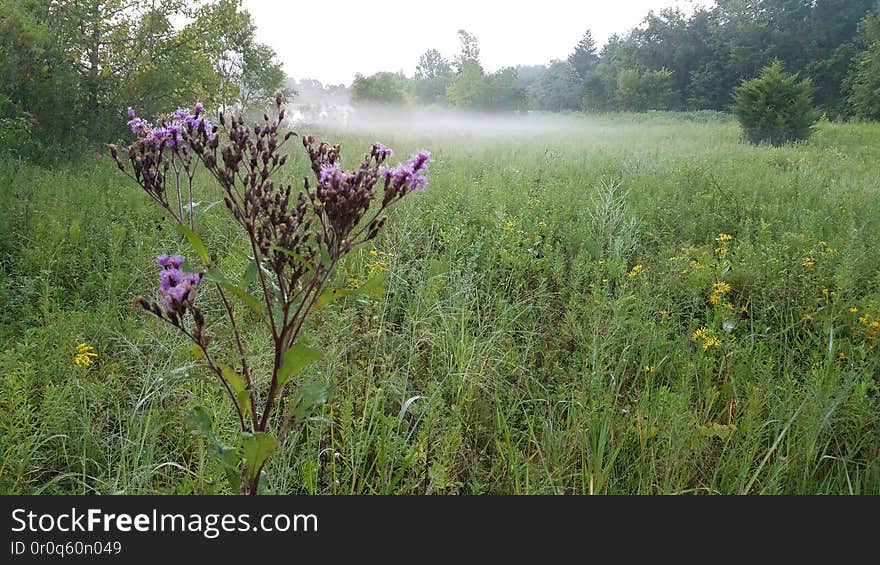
{"left": 290, "top": 105, "right": 595, "bottom": 137}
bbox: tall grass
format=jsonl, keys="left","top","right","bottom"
{"left": 2, "top": 114, "right": 878, "bottom": 494}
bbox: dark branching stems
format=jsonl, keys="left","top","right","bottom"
{"left": 110, "top": 94, "right": 430, "bottom": 494}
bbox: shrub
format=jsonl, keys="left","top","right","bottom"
{"left": 733, "top": 60, "right": 819, "bottom": 146}
{"left": 0, "top": 94, "right": 44, "bottom": 160}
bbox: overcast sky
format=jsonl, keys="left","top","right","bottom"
{"left": 241, "top": 0, "right": 710, "bottom": 86}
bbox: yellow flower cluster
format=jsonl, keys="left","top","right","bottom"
{"left": 709, "top": 280, "right": 732, "bottom": 305}
{"left": 691, "top": 327, "right": 721, "bottom": 350}
{"left": 867, "top": 322, "right": 880, "bottom": 342}
{"left": 802, "top": 257, "right": 815, "bottom": 268}
{"left": 628, "top": 264, "right": 645, "bottom": 278}
{"left": 367, "top": 249, "right": 393, "bottom": 275}
{"left": 818, "top": 241, "right": 836, "bottom": 254}
{"left": 74, "top": 343, "right": 97, "bottom": 368}
{"left": 855, "top": 313, "right": 880, "bottom": 342}
{"left": 714, "top": 233, "right": 733, "bottom": 256}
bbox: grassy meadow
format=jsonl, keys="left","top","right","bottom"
{"left": 1, "top": 111, "right": 879, "bottom": 494}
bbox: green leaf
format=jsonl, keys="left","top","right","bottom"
{"left": 289, "top": 381, "right": 332, "bottom": 422}
{"left": 218, "top": 363, "right": 252, "bottom": 417}
{"left": 277, "top": 342, "right": 323, "bottom": 390}
{"left": 241, "top": 259, "right": 260, "bottom": 288}
{"left": 217, "top": 444, "right": 242, "bottom": 491}
{"left": 237, "top": 389, "right": 253, "bottom": 417}
{"left": 186, "top": 406, "right": 215, "bottom": 439}
{"left": 202, "top": 267, "right": 230, "bottom": 284}
{"left": 218, "top": 363, "right": 246, "bottom": 393}
{"left": 189, "top": 344, "right": 206, "bottom": 361}
{"left": 222, "top": 282, "right": 264, "bottom": 316}
{"left": 176, "top": 223, "right": 211, "bottom": 266}
{"left": 204, "top": 267, "right": 267, "bottom": 319}
{"left": 241, "top": 432, "right": 278, "bottom": 482}
{"left": 313, "top": 273, "right": 386, "bottom": 310}
{"left": 186, "top": 407, "right": 242, "bottom": 491}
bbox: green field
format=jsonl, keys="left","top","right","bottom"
{"left": 2, "top": 112, "right": 879, "bottom": 494}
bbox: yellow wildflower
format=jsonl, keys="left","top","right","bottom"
{"left": 643, "top": 365, "right": 654, "bottom": 373}
{"left": 802, "top": 257, "right": 815, "bottom": 268}
{"left": 858, "top": 315, "right": 870, "bottom": 325}
{"left": 692, "top": 327, "right": 710, "bottom": 341}
{"left": 713, "top": 281, "right": 732, "bottom": 294}
{"left": 849, "top": 307, "right": 858, "bottom": 314}
{"left": 702, "top": 337, "right": 721, "bottom": 350}
{"left": 692, "top": 327, "right": 721, "bottom": 350}
{"left": 628, "top": 264, "right": 644, "bottom": 277}
{"left": 715, "top": 233, "right": 733, "bottom": 243}
{"left": 74, "top": 343, "right": 97, "bottom": 368}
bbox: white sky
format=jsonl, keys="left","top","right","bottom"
{"left": 241, "top": 0, "right": 710, "bottom": 86}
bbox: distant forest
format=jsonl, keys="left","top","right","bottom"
{"left": 350, "top": 1, "right": 880, "bottom": 120}
{"left": 2, "top": 0, "right": 880, "bottom": 160}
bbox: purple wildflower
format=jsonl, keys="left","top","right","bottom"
{"left": 171, "top": 107, "right": 193, "bottom": 121}
{"left": 159, "top": 268, "right": 182, "bottom": 292}
{"left": 156, "top": 254, "right": 184, "bottom": 268}
{"left": 380, "top": 151, "right": 431, "bottom": 191}
{"left": 124, "top": 102, "right": 212, "bottom": 147}
{"left": 183, "top": 273, "right": 202, "bottom": 287}
{"left": 409, "top": 174, "right": 428, "bottom": 190}
{"left": 374, "top": 142, "right": 393, "bottom": 160}
{"left": 156, "top": 255, "right": 200, "bottom": 313}
{"left": 319, "top": 163, "right": 349, "bottom": 185}
{"left": 128, "top": 117, "right": 151, "bottom": 136}
{"left": 408, "top": 150, "right": 431, "bottom": 173}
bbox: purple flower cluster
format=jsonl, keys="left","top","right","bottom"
{"left": 126, "top": 104, "right": 212, "bottom": 149}
{"left": 319, "top": 163, "right": 350, "bottom": 185}
{"left": 156, "top": 254, "right": 202, "bottom": 313}
{"left": 380, "top": 150, "right": 431, "bottom": 191}
{"left": 373, "top": 142, "right": 393, "bottom": 160}
{"left": 127, "top": 107, "right": 152, "bottom": 137}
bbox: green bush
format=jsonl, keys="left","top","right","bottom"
{"left": 0, "top": 95, "right": 43, "bottom": 160}
{"left": 733, "top": 60, "right": 819, "bottom": 146}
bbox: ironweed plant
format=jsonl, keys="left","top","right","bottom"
{"left": 109, "top": 94, "right": 430, "bottom": 494}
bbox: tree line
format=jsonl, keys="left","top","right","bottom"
{"left": 0, "top": 0, "right": 287, "bottom": 159}
{"left": 350, "top": 1, "right": 880, "bottom": 121}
